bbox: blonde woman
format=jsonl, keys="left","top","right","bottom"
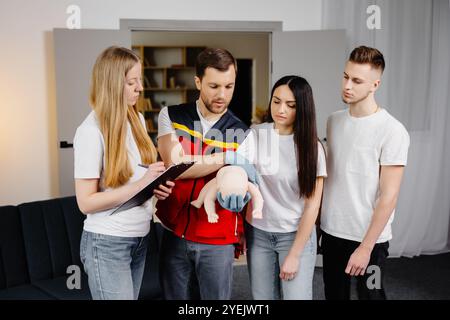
{"left": 74, "top": 46, "right": 174, "bottom": 300}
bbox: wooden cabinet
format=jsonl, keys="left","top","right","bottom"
{"left": 132, "top": 46, "right": 205, "bottom": 143}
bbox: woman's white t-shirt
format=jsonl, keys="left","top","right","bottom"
{"left": 245, "top": 122, "right": 327, "bottom": 233}
{"left": 73, "top": 111, "right": 153, "bottom": 237}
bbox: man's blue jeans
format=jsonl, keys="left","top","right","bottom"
{"left": 159, "top": 229, "right": 235, "bottom": 300}
{"left": 80, "top": 230, "right": 149, "bottom": 300}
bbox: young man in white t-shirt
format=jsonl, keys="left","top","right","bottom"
{"left": 320, "top": 46, "right": 410, "bottom": 300}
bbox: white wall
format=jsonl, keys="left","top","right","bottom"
{"left": 0, "top": 0, "right": 322, "bottom": 205}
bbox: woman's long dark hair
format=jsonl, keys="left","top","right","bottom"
{"left": 264, "top": 75, "right": 319, "bottom": 198}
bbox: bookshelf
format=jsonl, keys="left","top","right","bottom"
{"left": 132, "top": 45, "right": 205, "bottom": 144}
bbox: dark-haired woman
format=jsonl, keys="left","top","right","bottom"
{"left": 245, "top": 76, "right": 326, "bottom": 300}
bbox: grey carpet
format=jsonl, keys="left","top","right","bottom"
{"left": 231, "top": 253, "right": 450, "bottom": 300}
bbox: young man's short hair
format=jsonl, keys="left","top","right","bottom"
{"left": 196, "top": 48, "right": 237, "bottom": 79}
{"left": 349, "top": 46, "right": 385, "bottom": 73}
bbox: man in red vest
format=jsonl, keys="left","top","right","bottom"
{"left": 156, "top": 48, "right": 257, "bottom": 300}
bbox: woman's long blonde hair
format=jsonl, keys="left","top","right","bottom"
{"left": 89, "top": 46, "right": 157, "bottom": 188}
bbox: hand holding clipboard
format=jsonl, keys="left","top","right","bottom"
{"left": 110, "top": 161, "right": 195, "bottom": 215}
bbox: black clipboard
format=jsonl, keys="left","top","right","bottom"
{"left": 109, "top": 161, "right": 195, "bottom": 215}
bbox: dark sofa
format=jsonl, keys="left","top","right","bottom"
{"left": 0, "top": 196, "right": 163, "bottom": 300}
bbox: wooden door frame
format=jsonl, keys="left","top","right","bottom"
{"left": 120, "top": 19, "right": 282, "bottom": 33}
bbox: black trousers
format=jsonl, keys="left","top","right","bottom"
{"left": 321, "top": 230, "right": 389, "bottom": 300}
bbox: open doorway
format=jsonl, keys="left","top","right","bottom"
{"left": 230, "top": 58, "right": 253, "bottom": 126}
{"left": 131, "top": 31, "right": 270, "bottom": 141}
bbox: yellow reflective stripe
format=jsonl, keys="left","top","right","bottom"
{"left": 203, "top": 138, "right": 239, "bottom": 149}
{"left": 172, "top": 122, "right": 240, "bottom": 149}
{"left": 172, "top": 122, "right": 203, "bottom": 139}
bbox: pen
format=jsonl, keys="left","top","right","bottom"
{"left": 138, "top": 164, "right": 149, "bottom": 168}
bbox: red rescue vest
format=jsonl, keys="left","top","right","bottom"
{"left": 155, "top": 103, "right": 250, "bottom": 245}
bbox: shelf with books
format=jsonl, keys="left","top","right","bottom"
{"left": 132, "top": 45, "right": 205, "bottom": 141}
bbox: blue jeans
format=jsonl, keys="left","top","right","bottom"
{"left": 80, "top": 230, "right": 149, "bottom": 300}
{"left": 159, "top": 229, "right": 235, "bottom": 300}
{"left": 245, "top": 222, "right": 317, "bottom": 300}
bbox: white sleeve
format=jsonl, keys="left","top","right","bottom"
{"left": 73, "top": 125, "right": 104, "bottom": 179}
{"left": 380, "top": 124, "right": 410, "bottom": 166}
{"left": 317, "top": 141, "right": 327, "bottom": 177}
{"left": 236, "top": 129, "right": 256, "bottom": 164}
{"left": 157, "top": 107, "right": 175, "bottom": 138}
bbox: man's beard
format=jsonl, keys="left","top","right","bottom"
{"left": 200, "top": 94, "right": 229, "bottom": 114}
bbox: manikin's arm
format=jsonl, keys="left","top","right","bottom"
{"left": 191, "top": 178, "right": 217, "bottom": 208}
{"left": 190, "top": 178, "right": 220, "bottom": 223}
{"left": 247, "top": 182, "right": 263, "bottom": 219}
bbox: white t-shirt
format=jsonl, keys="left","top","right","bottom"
{"left": 73, "top": 110, "right": 153, "bottom": 237}
{"left": 320, "top": 108, "right": 410, "bottom": 243}
{"left": 245, "top": 122, "right": 327, "bottom": 233}
{"left": 158, "top": 103, "right": 216, "bottom": 138}
{"left": 157, "top": 101, "right": 255, "bottom": 160}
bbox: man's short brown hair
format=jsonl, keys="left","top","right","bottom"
{"left": 196, "top": 48, "right": 237, "bottom": 79}
{"left": 349, "top": 46, "right": 385, "bottom": 73}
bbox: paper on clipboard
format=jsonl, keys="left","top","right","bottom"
{"left": 109, "top": 161, "right": 195, "bottom": 215}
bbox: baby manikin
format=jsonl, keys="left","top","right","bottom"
{"left": 191, "top": 166, "right": 263, "bottom": 223}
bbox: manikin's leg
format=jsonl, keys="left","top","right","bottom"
{"left": 248, "top": 182, "right": 263, "bottom": 219}
{"left": 203, "top": 183, "right": 220, "bottom": 223}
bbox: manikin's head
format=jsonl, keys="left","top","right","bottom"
{"left": 216, "top": 166, "right": 248, "bottom": 197}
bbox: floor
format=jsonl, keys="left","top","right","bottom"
{"left": 231, "top": 253, "right": 450, "bottom": 300}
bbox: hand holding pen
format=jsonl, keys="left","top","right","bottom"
{"left": 139, "top": 162, "right": 175, "bottom": 200}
